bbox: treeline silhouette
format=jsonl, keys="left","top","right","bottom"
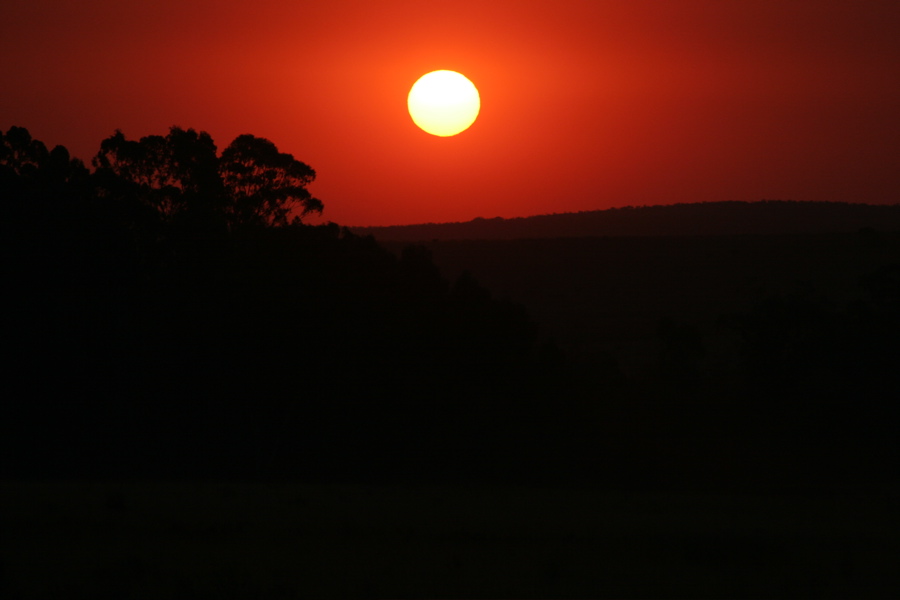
{"left": 3, "top": 125, "right": 898, "bottom": 495}
{"left": 1, "top": 126, "right": 575, "bottom": 483}
{"left": 354, "top": 200, "right": 900, "bottom": 241}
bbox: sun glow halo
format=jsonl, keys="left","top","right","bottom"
{"left": 407, "top": 70, "right": 480, "bottom": 137}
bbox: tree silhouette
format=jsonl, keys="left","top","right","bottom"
{"left": 219, "top": 134, "right": 323, "bottom": 228}
{"left": 2, "top": 126, "right": 90, "bottom": 224}
{"left": 92, "top": 128, "right": 323, "bottom": 230}
{"left": 1, "top": 126, "right": 49, "bottom": 180}
{"left": 92, "top": 127, "right": 222, "bottom": 223}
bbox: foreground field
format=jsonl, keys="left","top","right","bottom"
{"left": 3, "top": 481, "right": 898, "bottom": 598}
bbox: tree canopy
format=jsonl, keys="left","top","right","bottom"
{"left": 220, "top": 134, "right": 323, "bottom": 227}
{"left": 91, "top": 126, "right": 323, "bottom": 229}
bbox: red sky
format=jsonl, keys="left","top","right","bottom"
{"left": 2, "top": 0, "right": 898, "bottom": 226}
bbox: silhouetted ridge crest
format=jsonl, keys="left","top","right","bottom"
{"left": 353, "top": 201, "right": 900, "bottom": 241}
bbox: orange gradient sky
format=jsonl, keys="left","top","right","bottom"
{"left": 2, "top": 0, "right": 898, "bottom": 226}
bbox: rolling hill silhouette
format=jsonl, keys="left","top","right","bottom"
{"left": 352, "top": 200, "right": 900, "bottom": 241}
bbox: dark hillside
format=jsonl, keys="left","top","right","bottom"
{"left": 4, "top": 126, "right": 898, "bottom": 496}
{"left": 380, "top": 230, "right": 900, "bottom": 496}
{"left": 4, "top": 128, "right": 900, "bottom": 599}
{"left": 387, "top": 231, "right": 900, "bottom": 374}
{"left": 354, "top": 200, "right": 900, "bottom": 241}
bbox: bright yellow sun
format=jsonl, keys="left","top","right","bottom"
{"left": 408, "top": 70, "right": 480, "bottom": 137}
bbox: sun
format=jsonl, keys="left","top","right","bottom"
{"left": 408, "top": 70, "right": 480, "bottom": 137}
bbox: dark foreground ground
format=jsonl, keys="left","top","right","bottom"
{"left": 3, "top": 481, "right": 899, "bottom": 598}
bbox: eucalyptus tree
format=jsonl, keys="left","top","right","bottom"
{"left": 93, "top": 127, "right": 222, "bottom": 223}
{"left": 218, "top": 134, "right": 323, "bottom": 228}
{"left": 93, "top": 128, "right": 322, "bottom": 230}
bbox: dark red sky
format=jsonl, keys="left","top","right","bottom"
{"left": 2, "top": 0, "right": 898, "bottom": 226}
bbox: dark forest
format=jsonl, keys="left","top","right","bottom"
{"left": 1, "top": 126, "right": 566, "bottom": 484}
{"left": 2, "top": 126, "right": 899, "bottom": 598}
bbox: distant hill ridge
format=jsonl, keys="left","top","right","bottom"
{"left": 352, "top": 201, "right": 900, "bottom": 241}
